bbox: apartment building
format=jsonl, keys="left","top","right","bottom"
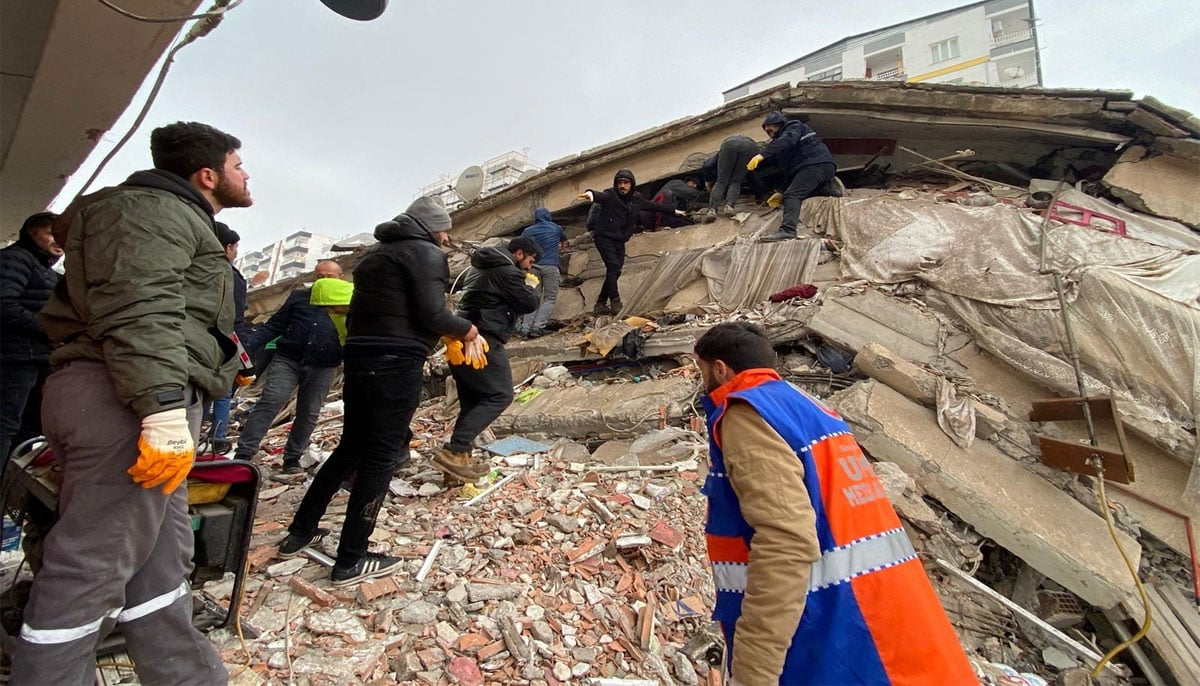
{"left": 722, "top": 0, "right": 1041, "bottom": 102}
{"left": 418, "top": 150, "right": 542, "bottom": 211}
{"left": 237, "top": 230, "right": 336, "bottom": 288}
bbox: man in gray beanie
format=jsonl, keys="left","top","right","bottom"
{"left": 279, "top": 196, "right": 479, "bottom": 586}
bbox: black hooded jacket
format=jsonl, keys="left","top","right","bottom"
{"left": 760, "top": 117, "right": 834, "bottom": 174}
{"left": 343, "top": 214, "right": 473, "bottom": 358}
{"left": 586, "top": 169, "right": 678, "bottom": 240}
{"left": 0, "top": 233, "right": 60, "bottom": 364}
{"left": 455, "top": 247, "right": 540, "bottom": 344}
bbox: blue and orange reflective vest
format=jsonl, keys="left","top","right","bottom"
{"left": 702, "top": 369, "right": 975, "bottom": 685}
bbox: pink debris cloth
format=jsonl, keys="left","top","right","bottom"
{"left": 767, "top": 284, "right": 818, "bottom": 302}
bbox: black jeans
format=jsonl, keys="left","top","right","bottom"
{"left": 447, "top": 344, "right": 513, "bottom": 453}
{"left": 0, "top": 361, "right": 48, "bottom": 469}
{"left": 781, "top": 162, "right": 837, "bottom": 233}
{"left": 288, "top": 354, "right": 423, "bottom": 568}
{"left": 593, "top": 234, "right": 627, "bottom": 303}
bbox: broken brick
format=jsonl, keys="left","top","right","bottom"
{"left": 648, "top": 520, "right": 685, "bottom": 549}
{"left": 356, "top": 576, "right": 401, "bottom": 605}
{"left": 288, "top": 575, "right": 337, "bottom": 607}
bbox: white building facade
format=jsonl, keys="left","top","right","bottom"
{"left": 418, "top": 150, "right": 542, "bottom": 211}
{"left": 722, "top": 0, "right": 1040, "bottom": 102}
{"left": 237, "top": 230, "right": 337, "bottom": 288}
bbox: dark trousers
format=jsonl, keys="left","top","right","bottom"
{"left": 781, "top": 162, "right": 837, "bottom": 233}
{"left": 593, "top": 234, "right": 627, "bottom": 303}
{"left": 447, "top": 344, "right": 513, "bottom": 454}
{"left": 711, "top": 137, "right": 758, "bottom": 209}
{"left": 288, "top": 354, "right": 422, "bottom": 568}
{"left": 0, "top": 361, "right": 48, "bottom": 469}
{"left": 12, "top": 362, "right": 226, "bottom": 686}
{"left": 233, "top": 354, "right": 337, "bottom": 463}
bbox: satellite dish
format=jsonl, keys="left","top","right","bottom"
{"left": 319, "top": 0, "right": 388, "bottom": 20}
{"left": 1003, "top": 65, "right": 1026, "bottom": 79}
{"left": 455, "top": 165, "right": 485, "bottom": 203}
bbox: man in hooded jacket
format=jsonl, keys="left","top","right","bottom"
{"left": 580, "top": 169, "right": 683, "bottom": 315}
{"left": 0, "top": 211, "right": 62, "bottom": 466}
{"left": 279, "top": 197, "right": 479, "bottom": 587}
{"left": 438, "top": 237, "right": 541, "bottom": 483}
{"left": 749, "top": 111, "right": 838, "bottom": 242}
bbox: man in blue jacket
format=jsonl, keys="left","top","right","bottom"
{"left": 517, "top": 208, "right": 567, "bottom": 338}
{"left": 234, "top": 260, "right": 345, "bottom": 476}
{"left": 748, "top": 111, "right": 837, "bottom": 242}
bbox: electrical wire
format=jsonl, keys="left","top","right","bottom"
{"left": 96, "top": 0, "right": 241, "bottom": 23}
{"left": 1091, "top": 464, "right": 1152, "bottom": 677}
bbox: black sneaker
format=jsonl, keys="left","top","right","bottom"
{"left": 273, "top": 461, "right": 306, "bottom": 483}
{"left": 331, "top": 553, "right": 402, "bottom": 587}
{"left": 211, "top": 438, "right": 233, "bottom": 455}
{"left": 278, "top": 528, "right": 329, "bottom": 559}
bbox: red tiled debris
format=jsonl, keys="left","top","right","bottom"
{"left": 457, "top": 632, "right": 491, "bottom": 651}
{"left": 476, "top": 640, "right": 506, "bottom": 660}
{"left": 247, "top": 544, "right": 278, "bottom": 570}
{"left": 356, "top": 576, "right": 401, "bottom": 604}
{"left": 288, "top": 575, "right": 337, "bottom": 607}
{"left": 447, "top": 656, "right": 483, "bottom": 686}
{"left": 252, "top": 520, "right": 283, "bottom": 534}
{"left": 648, "top": 520, "right": 685, "bottom": 549}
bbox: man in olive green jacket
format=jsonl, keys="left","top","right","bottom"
{"left": 12, "top": 122, "right": 251, "bottom": 686}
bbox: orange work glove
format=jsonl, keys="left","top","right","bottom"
{"left": 234, "top": 373, "right": 255, "bottom": 387}
{"left": 464, "top": 335, "right": 490, "bottom": 369}
{"left": 128, "top": 408, "right": 194, "bottom": 494}
{"left": 442, "top": 336, "right": 466, "bottom": 366}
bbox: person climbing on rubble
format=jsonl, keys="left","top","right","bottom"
{"left": 640, "top": 176, "right": 701, "bottom": 230}
{"left": 516, "top": 208, "right": 568, "bottom": 339}
{"left": 279, "top": 197, "right": 479, "bottom": 586}
{"left": 751, "top": 111, "right": 838, "bottom": 242}
{"left": 440, "top": 236, "right": 542, "bottom": 486}
{"left": 693, "top": 322, "right": 975, "bottom": 685}
{"left": 233, "top": 260, "right": 345, "bottom": 479}
{"left": 579, "top": 169, "right": 685, "bottom": 315}
{"left": 13, "top": 121, "right": 249, "bottom": 685}
{"left": 696, "top": 134, "right": 765, "bottom": 223}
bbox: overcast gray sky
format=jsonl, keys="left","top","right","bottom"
{"left": 54, "top": 0, "right": 1200, "bottom": 251}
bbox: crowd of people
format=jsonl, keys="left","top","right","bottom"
{"left": 0, "top": 114, "right": 974, "bottom": 685}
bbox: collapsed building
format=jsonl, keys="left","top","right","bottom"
{"left": 220, "top": 81, "right": 1200, "bottom": 685}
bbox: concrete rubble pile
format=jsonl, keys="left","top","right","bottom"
{"left": 225, "top": 82, "right": 1198, "bottom": 685}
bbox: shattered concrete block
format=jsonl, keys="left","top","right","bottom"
{"left": 467, "top": 582, "right": 523, "bottom": 603}
{"left": 306, "top": 608, "right": 369, "bottom": 643}
{"left": 397, "top": 599, "right": 440, "bottom": 625}
{"left": 545, "top": 513, "right": 580, "bottom": 533}
{"left": 1103, "top": 145, "right": 1200, "bottom": 227}
{"left": 810, "top": 292, "right": 970, "bottom": 371}
{"left": 496, "top": 378, "right": 695, "bottom": 438}
{"left": 832, "top": 380, "right": 1139, "bottom": 608}
{"left": 673, "top": 652, "right": 700, "bottom": 685}
{"left": 265, "top": 557, "right": 307, "bottom": 578}
{"left": 288, "top": 575, "right": 337, "bottom": 607}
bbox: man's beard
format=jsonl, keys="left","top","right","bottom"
{"left": 214, "top": 174, "right": 253, "bottom": 208}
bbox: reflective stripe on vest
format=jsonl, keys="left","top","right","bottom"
{"left": 711, "top": 528, "right": 915, "bottom": 595}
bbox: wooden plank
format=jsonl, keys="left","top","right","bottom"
{"left": 1156, "top": 581, "right": 1200, "bottom": 646}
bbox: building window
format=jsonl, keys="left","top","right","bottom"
{"left": 807, "top": 66, "right": 842, "bottom": 82}
{"left": 930, "top": 37, "right": 960, "bottom": 64}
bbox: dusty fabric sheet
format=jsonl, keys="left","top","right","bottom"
{"left": 832, "top": 196, "right": 1199, "bottom": 487}
{"left": 705, "top": 238, "right": 822, "bottom": 310}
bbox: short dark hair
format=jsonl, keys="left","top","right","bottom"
{"left": 694, "top": 322, "right": 777, "bottom": 372}
{"left": 150, "top": 121, "right": 241, "bottom": 179}
{"left": 20, "top": 211, "right": 57, "bottom": 238}
{"left": 508, "top": 236, "right": 541, "bottom": 259}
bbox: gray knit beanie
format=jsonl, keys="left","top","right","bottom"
{"left": 405, "top": 196, "right": 452, "bottom": 234}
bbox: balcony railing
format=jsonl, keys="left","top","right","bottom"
{"left": 872, "top": 68, "right": 905, "bottom": 81}
{"left": 990, "top": 28, "right": 1033, "bottom": 48}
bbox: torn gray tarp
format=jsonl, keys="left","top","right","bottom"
{"left": 824, "top": 195, "right": 1199, "bottom": 494}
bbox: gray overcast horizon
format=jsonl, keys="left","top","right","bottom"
{"left": 53, "top": 0, "right": 1200, "bottom": 253}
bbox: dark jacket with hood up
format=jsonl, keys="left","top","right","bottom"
{"left": 759, "top": 115, "right": 834, "bottom": 175}
{"left": 455, "top": 247, "right": 540, "bottom": 345}
{"left": 343, "top": 213, "right": 473, "bottom": 358}
{"left": 520, "top": 208, "right": 568, "bottom": 267}
{"left": 39, "top": 169, "right": 237, "bottom": 417}
{"left": 0, "top": 229, "right": 61, "bottom": 364}
{"left": 586, "top": 169, "right": 678, "bottom": 241}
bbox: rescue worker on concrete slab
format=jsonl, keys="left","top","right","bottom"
{"left": 517, "top": 208, "right": 568, "bottom": 339}
{"left": 13, "top": 121, "right": 249, "bottom": 685}
{"left": 234, "top": 260, "right": 345, "bottom": 479}
{"left": 0, "top": 211, "right": 62, "bottom": 468}
{"left": 696, "top": 135, "right": 764, "bottom": 223}
{"left": 693, "top": 322, "right": 975, "bottom": 685}
{"left": 279, "top": 197, "right": 478, "bottom": 586}
{"left": 437, "top": 237, "right": 541, "bottom": 485}
{"left": 750, "top": 111, "right": 837, "bottom": 242}
{"left": 579, "top": 169, "right": 685, "bottom": 315}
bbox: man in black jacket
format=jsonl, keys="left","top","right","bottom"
{"left": 234, "top": 260, "right": 345, "bottom": 476}
{"left": 0, "top": 212, "right": 61, "bottom": 466}
{"left": 438, "top": 237, "right": 541, "bottom": 482}
{"left": 749, "top": 111, "right": 837, "bottom": 242}
{"left": 280, "top": 197, "right": 478, "bottom": 586}
{"left": 580, "top": 169, "right": 683, "bottom": 315}
{"left": 208, "top": 222, "right": 248, "bottom": 454}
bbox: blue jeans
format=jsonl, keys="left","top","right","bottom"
{"left": 209, "top": 394, "right": 232, "bottom": 441}
{"left": 233, "top": 355, "right": 337, "bottom": 463}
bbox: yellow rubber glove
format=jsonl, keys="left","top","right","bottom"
{"left": 524, "top": 272, "right": 540, "bottom": 289}
{"left": 234, "top": 373, "right": 255, "bottom": 387}
{"left": 747, "top": 154, "right": 764, "bottom": 171}
{"left": 464, "top": 336, "right": 489, "bottom": 370}
{"left": 442, "top": 336, "right": 466, "bottom": 366}
{"left": 577, "top": 191, "right": 594, "bottom": 201}
{"left": 767, "top": 192, "right": 784, "bottom": 208}
{"left": 128, "top": 408, "right": 194, "bottom": 494}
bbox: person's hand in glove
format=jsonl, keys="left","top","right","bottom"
{"left": 234, "top": 372, "right": 255, "bottom": 387}
{"left": 524, "top": 271, "right": 540, "bottom": 289}
{"left": 128, "top": 408, "right": 194, "bottom": 494}
{"left": 747, "top": 154, "right": 764, "bottom": 171}
{"left": 463, "top": 335, "right": 490, "bottom": 369}
{"left": 766, "top": 191, "right": 784, "bottom": 208}
{"left": 577, "top": 191, "right": 594, "bottom": 202}
{"left": 442, "top": 336, "right": 466, "bottom": 366}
